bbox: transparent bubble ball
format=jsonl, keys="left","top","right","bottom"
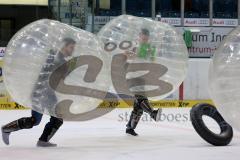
{"left": 209, "top": 26, "right": 240, "bottom": 130}
{"left": 3, "top": 19, "right": 110, "bottom": 121}
{"left": 97, "top": 15, "right": 188, "bottom": 100}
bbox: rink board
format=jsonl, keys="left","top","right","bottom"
{"left": 0, "top": 98, "right": 214, "bottom": 110}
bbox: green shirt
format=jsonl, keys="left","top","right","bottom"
{"left": 137, "top": 43, "right": 156, "bottom": 61}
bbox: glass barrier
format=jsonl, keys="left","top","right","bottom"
{"left": 213, "top": 0, "right": 237, "bottom": 19}
{"left": 184, "top": 0, "right": 209, "bottom": 18}
{"left": 156, "top": 0, "right": 181, "bottom": 18}
{"left": 126, "top": 0, "right": 152, "bottom": 17}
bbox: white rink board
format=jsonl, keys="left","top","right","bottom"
{"left": 0, "top": 109, "right": 240, "bottom": 160}
{"left": 183, "top": 58, "right": 211, "bottom": 100}
{"left": 167, "top": 58, "right": 211, "bottom": 100}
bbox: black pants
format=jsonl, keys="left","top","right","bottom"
{"left": 31, "top": 110, "right": 63, "bottom": 142}
{"left": 126, "top": 95, "right": 154, "bottom": 129}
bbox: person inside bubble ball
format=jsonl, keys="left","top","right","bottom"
{"left": 1, "top": 38, "right": 76, "bottom": 147}
{"left": 125, "top": 28, "right": 161, "bottom": 136}
{"left": 125, "top": 28, "right": 156, "bottom": 61}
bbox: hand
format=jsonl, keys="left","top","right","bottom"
{"left": 124, "top": 51, "right": 136, "bottom": 59}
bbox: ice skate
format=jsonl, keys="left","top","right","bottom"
{"left": 126, "top": 128, "right": 138, "bottom": 136}
{"left": 37, "top": 140, "right": 57, "bottom": 147}
{"left": 1, "top": 127, "right": 10, "bottom": 145}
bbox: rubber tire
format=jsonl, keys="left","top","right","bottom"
{"left": 190, "top": 103, "right": 233, "bottom": 146}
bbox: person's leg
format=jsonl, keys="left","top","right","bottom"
{"left": 136, "top": 95, "right": 162, "bottom": 121}
{"left": 126, "top": 98, "right": 143, "bottom": 136}
{"left": 1, "top": 110, "right": 43, "bottom": 145}
{"left": 31, "top": 110, "right": 43, "bottom": 126}
{"left": 126, "top": 95, "right": 162, "bottom": 136}
{"left": 37, "top": 116, "right": 63, "bottom": 147}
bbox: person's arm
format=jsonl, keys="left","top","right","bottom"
{"left": 124, "top": 47, "right": 137, "bottom": 59}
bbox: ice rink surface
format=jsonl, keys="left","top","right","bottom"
{"left": 0, "top": 108, "right": 240, "bottom": 160}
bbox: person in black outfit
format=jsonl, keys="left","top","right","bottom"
{"left": 125, "top": 29, "right": 162, "bottom": 136}
{"left": 1, "top": 38, "right": 76, "bottom": 147}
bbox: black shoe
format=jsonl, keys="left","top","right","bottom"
{"left": 151, "top": 108, "right": 162, "bottom": 121}
{"left": 37, "top": 140, "right": 57, "bottom": 147}
{"left": 126, "top": 128, "right": 138, "bottom": 136}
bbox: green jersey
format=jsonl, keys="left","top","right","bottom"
{"left": 137, "top": 43, "right": 156, "bottom": 61}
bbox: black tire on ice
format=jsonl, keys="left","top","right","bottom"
{"left": 190, "top": 103, "right": 233, "bottom": 146}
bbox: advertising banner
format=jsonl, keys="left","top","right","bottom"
{"left": 184, "top": 18, "right": 210, "bottom": 26}
{"left": 213, "top": 19, "right": 238, "bottom": 27}
{"left": 0, "top": 60, "right": 3, "bottom": 82}
{"left": 177, "top": 27, "right": 234, "bottom": 57}
{"left": 88, "top": 16, "right": 111, "bottom": 25}
{"left": 0, "top": 47, "right": 5, "bottom": 57}
{"left": 99, "top": 99, "right": 213, "bottom": 108}
{"left": 160, "top": 18, "right": 181, "bottom": 26}
{"left": 0, "top": 0, "right": 48, "bottom": 6}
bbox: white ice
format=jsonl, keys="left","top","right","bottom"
{"left": 0, "top": 108, "right": 240, "bottom": 160}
